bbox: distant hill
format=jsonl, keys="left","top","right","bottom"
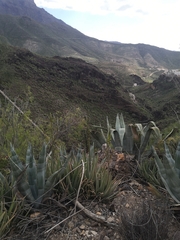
{"left": 0, "top": 0, "right": 180, "bottom": 81}
{"left": 0, "top": 43, "right": 151, "bottom": 124}
{"left": 130, "top": 73, "right": 180, "bottom": 128}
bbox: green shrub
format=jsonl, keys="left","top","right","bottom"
{"left": 0, "top": 96, "right": 47, "bottom": 163}
{"left": 43, "top": 107, "right": 89, "bottom": 149}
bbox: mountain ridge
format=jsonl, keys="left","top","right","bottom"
{"left": 0, "top": 0, "right": 66, "bottom": 25}
{"left": 0, "top": 43, "right": 151, "bottom": 125}
{"left": 0, "top": 0, "right": 180, "bottom": 81}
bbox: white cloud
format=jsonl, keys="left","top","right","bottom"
{"left": 34, "top": 0, "right": 179, "bottom": 16}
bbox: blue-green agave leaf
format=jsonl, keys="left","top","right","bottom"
{"left": 44, "top": 167, "right": 66, "bottom": 197}
{"left": 115, "top": 113, "right": 125, "bottom": 146}
{"left": 10, "top": 144, "right": 24, "bottom": 171}
{"left": 37, "top": 143, "right": 47, "bottom": 202}
{"left": 164, "top": 143, "right": 175, "bottom": 167}
{"left": 153, "top": 146, "right": 180, "bottom": 203}
{"left": 123, "top": 125, "right": 134, "bottom": 154}
{"left": 26, "top": 144, "right": 38, "bottom": 200}
{"left": 0, "top": 172, "right": 6, "bottom": 183}
{"left": 175, "top": 141, "right": 180, "bottom": 176}
{"left": 113, "top": 130, "right": 122, "bottom": 151}
{"left": 11, "top": 160, "right": 35, "bottom": 203}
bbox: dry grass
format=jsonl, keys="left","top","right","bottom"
{"left": 119, "top": 200, "right": 171, "bottom": 240}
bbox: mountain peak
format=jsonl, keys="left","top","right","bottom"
{"left": 0, "top": 0, "right": 63, "bottom": 25}
{"left": 0, "top": 0, "right": 36, "bottom": 7}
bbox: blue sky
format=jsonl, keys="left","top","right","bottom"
{"left": 34, "top": 0, "right": 180, "bottom": 51}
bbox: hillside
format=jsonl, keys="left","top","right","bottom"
{"left": 130, "top": 73, "right": 180, "bottom": 128}
{"left": 0, "top": 0, "right": 180, "bottom": 81}
{"left": 0, "top": 43, "right": 151, "bottom": 125}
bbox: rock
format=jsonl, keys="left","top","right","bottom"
{"left": 104, "top": 236, "right": 110, "bottom": 240}
{"left": 85, "top": 230, "right": 98, "bottom": 238}
{"left": 91, "top": 230, "right": 98, "bottom": 236}
{"left": 72, "top": 227, "right": 81, "bottom": 233}
{"left": 96, "top": 211, "right": 102, "bottom": 215}
{"left": 68, "top": 221, "right": 75, "bottom": 229}
{"left": 125, "top": 203, "right": 130, "bottom": 208}
{"left": 80, "top": 230, "right": 85, "bottom": 236}
{"left": 79, "top": 224, "right": 86, "bottom": 230}
{"left": 107, "top": 216, "right": 115, "bottom": 223}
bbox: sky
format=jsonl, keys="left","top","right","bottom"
{"left": 34, "top": 0, "right": 180, "bottom": 52}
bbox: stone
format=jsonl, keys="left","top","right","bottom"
{"left": 96, "top": 211, "right": 102, "bottom": 215}
{"left": 79, "top": 224, "right": 86, "bottom": 230}
{"left": 91, "top": 230, "right": 98, "bottom": 236}
{"left": 125, "top": 203, "right": 130, "bottom": 208}
{"left": 68, "top": 221, "right": 74, "bottom": 229}
{"left": 107, "top": 216, "right": 115, "bottom": 222}
{"left": 104, "top": 236, "right": 110, "bottom": 240}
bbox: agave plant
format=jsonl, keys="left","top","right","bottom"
{"left": 92, "top": 113, "right": 133, "bottom": 153}
{"left": 57, "top": 147, "right": 83, "bottom": 195}
{"left": 92, "top": 113, "right": 161, "bottom": 159}
{"left": 153, "top": 141, "right": 180, "bottom": 203}
{"left": 10, "top": 143, "right": 63, "bottom": 208}
{"left": 58, "top": 145, "right": 118, "bottom": 200}
{"left": 131, "top": 121, "right": 162, "bottom": 159}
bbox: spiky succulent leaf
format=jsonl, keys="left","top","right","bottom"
{"left": 112, "top": 130, "right": 122, "bottom": 152}
{"left": 134, "top": 123, "right": 144, "bottom": 142}
{"left": 106, "top": 116, "right": 110, "bottom": 131}
{"left": 9, "top": 145, "right": 35, "bottom": 203}
{"left": 0, "top": 172, "right": 6, "bottom": 184}
{"left": 151, "top": 126, "right": 162, "bottom": 140}
{"left": 59, "top": 147, "right": 68, "bottom": 164}
{"left": 115, "top": 113, "right": 125, "bottom": 146}
{"left": 123, "top": 125, "right": 134, "bottom": 154}
{"left": 26, "top": 144, "right": 38, "bottom": 200}
{"left": 175, "top": 141, "right": 180, "bottom": 176}
{"left": 10, "top": 144, "right": 24, "bottom": 171}
{"left": 44, "top": 167, "right": 66, "bottom": 197}
{"left": 91, "top": 130, "right": 106, "bottom": 147}
{"left": 76, "top": 148, "right": 82, "bottom": 162}
{"left": 89, "top": 144, "right": 95, "bottom": 161}
{"left": 10, "top": 146, "right": 25, "bottom": 179}
{"left": 139, "top": 126, "right": 152, "bottom": 156}
{"left": 36, "top": 143, "right": 47, "bottom": 203}
{"left": 164, "top": 143, "right": 175, "bottom": 166}
{"left": 153, "top": 146, "right": 180, "bottom": 203}
{"left": 138, "top": 122, "right": 161, "bottom": 158}
{"left": 10, "top": 160, "right": 35, "bottom": 203}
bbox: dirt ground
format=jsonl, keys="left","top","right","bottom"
{"left": 4, "top": 153, "right": 180, "bottom": 240}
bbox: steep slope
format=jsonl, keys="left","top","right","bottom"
{"left": 130, "top": 74, "right": 180, "bottom": 128}
{"left": 0, "top": 0, "right": 65, "bottom": 24}
{"left": 0, "top": 43, "right": 150, "bottom": 124}
{"left": 0, "top": 0, "right": 180, "bottom": 81}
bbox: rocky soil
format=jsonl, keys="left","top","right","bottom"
{"left": 4, "top": 154, "right": 180, "bottom": 240}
